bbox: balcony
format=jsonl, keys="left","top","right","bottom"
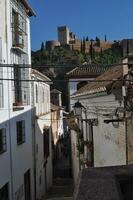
{"left": 12, "top": 65, "right": 30, "bottom": 111}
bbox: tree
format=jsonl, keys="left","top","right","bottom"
{"left": 80, "top": 39, "right": 83, "bottom": 53}
{"left": 40, "top": 42, "right": 44, "bottom": 51}
{"left": 105, "top": 35, "right": 107, "bottom": 42}
{"left": 95, "top": 36, "right": 100, "bottom": 42}
{"left": 82, "top": 37, "right": 86, "bottom": 53}
{"left": 86, "top": 36, "right": 89, "bottom": 41}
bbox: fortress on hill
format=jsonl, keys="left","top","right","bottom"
{"left": 45, "top": 26, "right": 133, "bottom": 57}
{"left": 46, "top": 26, "right": 113, "bottom": 53}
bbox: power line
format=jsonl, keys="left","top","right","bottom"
{"left": 0, "top": 78, "right": 132, "bottom": 82}
{"left": 0, "top": 62, "right": 132, "bottom": 68}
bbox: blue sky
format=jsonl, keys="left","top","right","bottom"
{"left": 29, "top": 0, "right": 133, "bottom": 51}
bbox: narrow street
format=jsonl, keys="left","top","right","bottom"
{"left": 46, "top": 148, "right": 74, "bottom": 200}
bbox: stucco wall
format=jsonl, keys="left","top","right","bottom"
{"left": 71, "top": 130, "right": 80, "bottom": 185}
{"left": 0, "top": 0, "right": 34, "bottom": 199}
{"left": 35, "top": 113, "right": 52, "bottom": 199}
{"left": 79, "top": 93, "right": 126, "bottom": 167}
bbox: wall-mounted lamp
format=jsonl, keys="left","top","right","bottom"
{"left": 73, "top": 101, "right": 85, "bottom": 117}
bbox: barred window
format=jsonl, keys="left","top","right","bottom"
{"left": 12, "top": 9, "right": 26, "bottom": 49}
{"left": 0, "top": 128, "right": 6, "bottom": 154}
{"left": 0, "top": 183, "right": 9, "bottom": 200}
{"left": 0, "top": 68, "right": 3, "bottom": 108}
{"left": 36, "top": 85, "right": 38, "bottom": 103}
{"left": 17, "top": 121, "right": 25, "bottom": 145}
{"left": 43, "top": 129, "right": 50, "bottom": 158}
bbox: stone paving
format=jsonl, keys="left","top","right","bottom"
{"left": 46, "top": 156, "right": 74, "bottom": 200}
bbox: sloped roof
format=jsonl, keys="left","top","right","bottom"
{"left": 66, "top": 63, "right": 110, "bottom": 79}
{"left": 51, "top": 103, "right": 64, "bottom": 111}
{"left": 51, "top": 89, "right": 62, "bottom": 94}
{"left": 51, "top": 103, "right": 60, "bottom": 111}
{"left": 72, "top": 65, "right": 123, "bottom": 97}
{"left": 21, "top": 0, "right": 36, "bottom": 16}
{"left": 32, "top": 69, "right": 52, "bottom": 83}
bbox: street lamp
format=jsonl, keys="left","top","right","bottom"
{"left": 73, "top": 101, "right": 85, "bottom": 117}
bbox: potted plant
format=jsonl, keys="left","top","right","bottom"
{"left": 84, "top": 140, "right": 93, "bottom": 151}
{"left": 84, "top": 159, "right": 93, "bottom": 167}
{"left": 77, "top": 141, "right": 84, "bottom": 154}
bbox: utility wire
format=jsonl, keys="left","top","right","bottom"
{"left": 0, "top": 78, "right": 132, "bottom": 82}
{"left": 0, "top": 63, "right": 132, "bottom": 68}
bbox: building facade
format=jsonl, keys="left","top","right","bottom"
{"left": 31, "top": 69, "right": 53, "bottom": 200}
{"left": 0, "top": 0, "right": 35, "bottom": 199}
{"left": 65, "top": 63, "right": 110, "bottom": 111}
{"left": 70, "top": 64, "right": 133, "bottom": 185}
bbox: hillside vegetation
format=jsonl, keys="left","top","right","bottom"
{"left": 31, "top": 45, "right": 122, "bottom": 108}
{"left": 32, "top": 45, "right": 122, "bottom": 69}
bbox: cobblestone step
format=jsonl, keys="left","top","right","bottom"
{"left": 46, "top": 197, "right": 73, "bottom": 200}
{"left": 53, "top": 178, "right": 73, "bottom": 186}
{"left": 46, "top": 185, "right": 73, "bottom": 198}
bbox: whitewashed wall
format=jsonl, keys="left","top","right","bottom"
{"left": 32, "top": 77, "right": 52, "bottom": 199}
{"left": 58, "top": 109, "right": 64, "bottom": 137}
{"left": 0, "top": 0, "right": 34, "bottom": 199}
{"left": 35, "top": 114, "right": 52, "bottom": 199}
{"left": 79, "top": 93, "right": 126, "bottom": 167}
{"left": 71, "top": 130, "right": 80, "bottom": 185}
{"left": 68, "top": 78, "right": 93, "bottom": 111}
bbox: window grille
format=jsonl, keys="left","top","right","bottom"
{"left": 17, "top": 120, "right": 25, "bottom": 145}
{"left": 0, "top": 183, "right": 9, "bottom": 200}
{"left": 13, "top": 65, "right": 30, "bottom": 106}
{"left": 0, "top": 128, "right": 6, "bottom": 154}
{"left": 43, "top": 129, "right": 50, "bottom": 158}
{"left": 36, "top": 85, "right": 38, "bottom": 103}
{"left": 0, "top": 68, "right": 3, "bottom": 108}
{"left": 12, "top": 9, "right": 27, "bottom": 49}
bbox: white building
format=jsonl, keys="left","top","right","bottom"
{"left": 0, "top": 0, "right": 35, "bottom": 199}
{"left": 51, "top": 89, "right": 64, "bottom": 137}
{"left": 31, "top": 69, "right": 53, "bottom": 200}
{"left": 65, "top": 63, "right": 110, "bottom": 111}
{"left": 70, "top": 64, "right": 130, "bottom": 185}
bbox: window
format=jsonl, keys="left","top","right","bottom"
{"left": 14, "top": 66, "right": 22, "bottom": 105}
{"left": 13, "top": 65, "right": 30, "bottom": 107}
{"left": 17, "top": 121, "right": 25, "bottom": 145}
{"left": 12, "top": 9, "right": 26, "bottom": 49}
{"left": 0, "top": 128, "right": 6, "bottom": 154}
{"left": 0, "top": 183, "right": 9, "bottom": 200}
{"left": 43, "top": 129, "right": 50, "bottom": 158}
{"left": 0, "top": 37, "right": 3, "bottom": 107}
{"left": 0, "top": 67, "right": 3, "bottom": 108}
{"left": 36, "top": 85, "right": 38, "bottom": 103}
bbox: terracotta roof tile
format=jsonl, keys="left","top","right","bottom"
{"left": 66, "top": 63, "right": 110, "bottom": 79}
{"left": 72, "top": 65, "right": 123, "bottom": 97}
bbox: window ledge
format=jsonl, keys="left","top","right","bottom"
{"left": 11, "top": 46, "right": 26, "bottom": 54}
{"left": 36, "top": 111, "right": 51, "bottom": 118}
{"left": 17, "top": 141, "right": 25, "bottom": 145}
{"left": 0, "top": 150, "right": 6, "bottom": 154}
{"left": 13, "top": 106, "right": 24, "bottom": 112}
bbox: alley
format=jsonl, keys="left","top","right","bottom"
{"left": 46, "top": 140, "right": 74, "bottom": 200}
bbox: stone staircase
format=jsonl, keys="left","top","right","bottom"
{"left": 46, "top": 178, "right": 73, "bottom": 200}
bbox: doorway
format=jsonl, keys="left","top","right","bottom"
{"left": 24, "top": 169, "right": 31, "bottom": 200}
